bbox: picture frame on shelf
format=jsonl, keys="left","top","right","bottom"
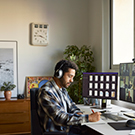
{"left": 25, "top": 76, "right": 52, "bottom": 97}
{"left": 0, "top": 41, "right": 18, "bottom": 98}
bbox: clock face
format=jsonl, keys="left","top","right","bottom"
{"left": 31, "top": 23, "right": 49, "bottom": 46}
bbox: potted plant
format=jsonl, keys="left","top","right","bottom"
{"left": 63, "top": 45, "right": 95, "bottom": 104}
{"left": 0, "top": 82, "right": 16, "bottom": 100}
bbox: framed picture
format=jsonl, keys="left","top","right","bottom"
{"left": 26, "top": 76, "right": 52, "bottom": 97}
{"left": 0, "top": 41, "right": 18, "bottom": 98}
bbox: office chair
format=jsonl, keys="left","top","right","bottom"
{"left": 30, "top": 88, "right": 67, "bottom": 135}
{"left": 38, "top": 80, "right": 48, "bottom": 88}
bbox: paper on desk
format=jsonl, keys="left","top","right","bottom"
{"left": 129, "top": 130, "right": 135, "bottom": 135}
{"left": 81, "top": 118, "right": 106, "bottom": 125}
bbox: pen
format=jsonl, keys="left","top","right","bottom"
{"left": 91, "top": 109, "right": 95, "bottom": 113}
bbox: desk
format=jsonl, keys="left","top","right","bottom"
{"left": 77, "top": 104, "right": 135, "bottom": 135}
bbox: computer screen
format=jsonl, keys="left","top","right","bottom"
{"left": 120, "top": 63, "right": 135, "bottom": 103}
{"left": 83, "top": 72, "right": 118, "bottom": 100}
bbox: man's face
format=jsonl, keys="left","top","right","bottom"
{"left": 128, "top": 91, "right": 130, "bottom": 96}
{"left": 123, "top": 78, "right": 126, "bottom": 84}
{"left": 60, "top": 68, "right": 75, "bottom": 88}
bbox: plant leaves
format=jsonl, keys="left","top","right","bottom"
{"left": 63, "top": 45, "right": 96, "bottom": 104}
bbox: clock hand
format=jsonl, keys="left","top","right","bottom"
{"left": 36, "top": 35, "right": 46, "bottom": 39}
{"left": 39, "top": 35, "right": 45, "bottom": 38}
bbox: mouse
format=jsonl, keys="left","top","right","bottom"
{"left": 126, "top": 119, "right": 135, "bottom": 128}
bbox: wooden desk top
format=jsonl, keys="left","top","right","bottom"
{"left": 0, "top": 97, "right": 30, "bottom": 102}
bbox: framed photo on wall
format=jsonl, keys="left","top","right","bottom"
{"left": 26, "top": 76, "right": 52, "bottom": 97}
{"left": 0, "top": 41, "right": 18, "bottom": 98}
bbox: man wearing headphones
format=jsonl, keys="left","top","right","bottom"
{"left": 37, "top": 60, "right": 101, "bottom": 135}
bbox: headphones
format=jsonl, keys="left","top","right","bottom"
{"left": 55, "top": 61, "right": 66, "bottom": 78}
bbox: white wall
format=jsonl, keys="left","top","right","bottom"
{"left": 0, "top": 0, "right": 89, "bottom": 95}
{"left": 89, "top": 0, "right": 102, "bottom": 72}
{"left": 89, "top": 0, "right": 111, "bottom": 72}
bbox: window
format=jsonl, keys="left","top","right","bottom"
{"left": 111, "top": 0, "right": 134, "bottom": 67}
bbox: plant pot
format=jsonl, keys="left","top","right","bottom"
{"left": 4, "top": 91, "right": 12, "bottom": 100}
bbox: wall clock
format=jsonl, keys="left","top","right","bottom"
{"left": 30, "top": 23, "right": 49, "bottom": 46}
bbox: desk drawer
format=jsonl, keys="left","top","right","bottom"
{"left": 0, "top": 112, "right": 29, "bottom": 124}
{"left": 0, "top": 122, "right": 30, "bottom": 134}
{"left": 0, "top": 100, "right": 29, "bottom": 113}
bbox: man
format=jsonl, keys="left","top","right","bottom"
{"left": 127, "top": 91, "right": 132, "bottom": 102}
{"left": 132, "top": 65, "right": 135, "bottom": 76}
{"left": 37, "top": 60, "right": 101, "bottom": 135}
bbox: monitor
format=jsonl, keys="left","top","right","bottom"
{"left": 83, "top": 72, "right": 118, "bottom": 108}
{"left": 120, "top": 63, "right": 135, "bottom": 103}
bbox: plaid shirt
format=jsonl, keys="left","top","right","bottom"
{"left": 37, "top": 78, "right": 89, "bottom": 133}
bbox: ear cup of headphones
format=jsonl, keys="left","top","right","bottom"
{"left": 56, "top": 69, "right": 63, "bottom": 78}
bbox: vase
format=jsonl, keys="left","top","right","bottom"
{"left": 4, "top": 91, "right": 12, "bottom": 100}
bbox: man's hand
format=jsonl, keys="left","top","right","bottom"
{"left": 88, "top": 112, "right": 101, "bottom": 122}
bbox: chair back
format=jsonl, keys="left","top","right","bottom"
{"left": 30, "top": 87, "right": 67, "bottom": 135}
{"left": 38, "top": 80, "right": 48, "bottom": 88}
{"left": 30, "top": 88, "right": 43, "bottom": 135}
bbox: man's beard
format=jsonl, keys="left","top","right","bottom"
{"left": 60, "top": 78, "right": 71, "bottom": 88}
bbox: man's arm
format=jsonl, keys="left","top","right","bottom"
{"left": 38, "top": 87, "right": 101, "bottom": 127}
{"left": 65, "top": 90, "right": 83, "bottom": 114}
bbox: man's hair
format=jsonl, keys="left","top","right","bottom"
{"left": 54, "top": 59, "right": 78, "bottom": 77}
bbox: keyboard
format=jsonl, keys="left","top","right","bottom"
{"left": 101, "top": 113, "right": 127, "bottom": 121}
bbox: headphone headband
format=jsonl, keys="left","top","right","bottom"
{"left": 56, "top": 61, "right": 66, "bottom": 73}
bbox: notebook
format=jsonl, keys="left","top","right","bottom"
{"left": 124, "top": 113, "right": 135, "bottom": 118}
